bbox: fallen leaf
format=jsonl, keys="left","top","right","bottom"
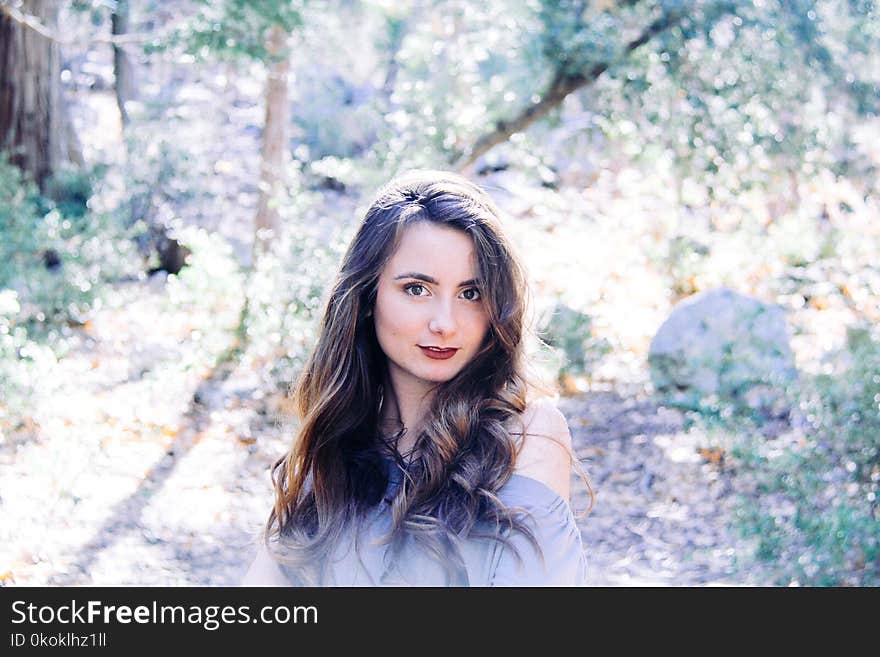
{"left": 697, "top": 446, "right": 726, "bottom": 465}
{"left": 809, "top": 296, "right": 830, "bottom": 310}
{"left": 559, "top": 376, "right": 579, "bottom": 396}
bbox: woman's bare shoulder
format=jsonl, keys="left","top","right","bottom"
{"left": 509, "top": 397, "right": 573, "bottom": 503}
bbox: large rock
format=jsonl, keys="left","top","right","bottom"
{"left": 648, "top": 288, "right": 797, "bottom": 416}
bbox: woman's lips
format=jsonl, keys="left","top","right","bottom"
{"left": 419, "top": 346, "right": 459, "bottom": 360}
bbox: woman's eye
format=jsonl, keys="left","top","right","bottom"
{"left": 461, "top": 288, "right": 481, "bottom": 301}
{"left": 404, "top": 283, "right": 427, "bottom": 296}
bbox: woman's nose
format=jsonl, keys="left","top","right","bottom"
{"left": 428, "top": 300, "right": 456, "bottom": 336}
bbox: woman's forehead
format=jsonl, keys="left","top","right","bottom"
{"left": 385, "top": 222, "right": 477, "bottom": 278}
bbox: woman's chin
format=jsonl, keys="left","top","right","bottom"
{"left": 413, "top": 368, "right": 461, "bottom": 386}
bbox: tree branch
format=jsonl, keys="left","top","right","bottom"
{"left": 454, "top": 7, "right": 686, "bottom": 170}
{"left": 0, "top": 1, "right": 57, "bottom": 40}
{"left": 0, "top": 1, "right": 176, "bottom": 47}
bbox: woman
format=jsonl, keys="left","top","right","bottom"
{"left": 243, "top": 169, "right": 591, "bottom": 586}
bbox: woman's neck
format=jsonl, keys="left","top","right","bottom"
{"left": 380, "top": 374, "right": 436, "bottom": 457}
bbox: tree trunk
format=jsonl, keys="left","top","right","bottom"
{"left": 253, "top": 24, "right": 292, "bottom": 259}
{"left": 0, "top": 0, "right": 66, "bottom": 191}
{"left": 112, "top": 0, "right": 135, "bottom": 127}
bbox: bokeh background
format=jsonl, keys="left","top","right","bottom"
{"left": 1, "top": 0, "right": 878, "bottom": 586}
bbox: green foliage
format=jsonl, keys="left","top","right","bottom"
{"left": 162, "top": 0, "right": 307, "bottom": 61}
{"left": 291, "top": 73, "right": 382, "bottom": 161}
{"left": 0, "top": 155, "right": 136, "bottom": 329}
{"left": 536, "top": 0, "right": 623, "bottom": 75}
{"left": 0, "top": 289, "right": 35, "bottom": 438}
{"left": 67, "top": 0, "right": 111, "bottom": 27}
{"left": 241, "top": 232, "right": 341, "bottom": 396}
{"left": 521, "top": 0, "right": 880, "bottom": 199}
{"left": 0, "top": 154, "right": 139, "bottom": 432}
{"left": 110, "top": 112, "right": 209, "bottom": 271}
{"left": 726, "top": 324, "right": 880, "bottom": 585}
{"left": 140, "top": 0, "right": 878, "bottom": 199}
{"left": 138, "top": 0, "right": 878, "bottom": 193}
{"left": 42, "top": 165, "right": 104, "bottom": 219}
{"left": 145, "top": 175, "right": 347, "bottom": 424}
{"left": 355, "top": 0, "right": 551, "bottom": 170}
{"left": 161, "top": 226, "right": 247, "bottom": 376}
{"left": 538, "top": 302, "right": 612, "bottom": 381}
{"left": 809, "top": 325, "right": 880, "bottom": 484}
{"left": 664, "top": 235, "right": 710, "bottom": 298}
{"left": 237, "top": 184, "right": 348, "bottom": 401}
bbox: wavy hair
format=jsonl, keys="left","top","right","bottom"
{"left": 265, "top": 169, "right": 585, "bottom": 585}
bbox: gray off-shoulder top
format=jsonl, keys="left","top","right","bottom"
{"left": 277, "top": 457, "right": 589, "bottom": 587}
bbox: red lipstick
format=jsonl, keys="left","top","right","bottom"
{"left": 419, "top": 346, "right": 458, "bottom": 360}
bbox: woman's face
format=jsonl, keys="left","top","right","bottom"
{"left": 373, "top": 221, "right": 490, "bottom": 395}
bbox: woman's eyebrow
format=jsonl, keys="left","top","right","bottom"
{"left": 393, "top": 272, "right": 479, "bottom": 287}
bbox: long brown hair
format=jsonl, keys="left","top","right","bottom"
{"left": 266, "top": 169, "right": 581, "bottom": 585}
